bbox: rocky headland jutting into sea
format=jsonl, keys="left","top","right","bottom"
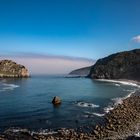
{"left": 0, "top": 60, "right": 29, "bottom": 78}
{"left": 88, "top": 49, "right": 140, "bottom": 81}
{"left": 0, "top": 49, "right": 140, "bottom": 140}
{"left": 69, "top": 66, "right": 92, "bottom": 77}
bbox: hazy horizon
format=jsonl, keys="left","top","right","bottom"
{"left": 0, "top": 53, "right": 94, "bottom": 74}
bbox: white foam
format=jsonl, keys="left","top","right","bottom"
{"left": 114, "top": 84, "right": 120, "bottom": 87}
{"left": 83, "top": 114, "right": 90, "bottom": 118}
{"left": 123, "top": 89, "right": 134, "bottom": 92}
{"left": 104, "top": 106, "right": 114, "bottom": 113}
{"left": 96, "top": 79, "right": 140, "bottom": 114}
{"left": 104, "top": 90, "right": 136, "bottom": 114}
{"left": 92, "top": 113, "right": 105, "bottom": 117}
{"left": 31, "top": 130, "right": 58, "bottom": 136}
{"left": 84, "top": 111, "right": 105, "bottom": 117}
{"left": 12, "top": 129, "right": 21, "bottom": 133}
{"left": 1, "top": 83, "right": 19, "bottom": 91}
{"left": 10, "top": 128, "right": 58, "bottom": 136}
{"left": 96, "top": 79, "right": 140, "bottom": 88}
{"left": 112, "top": 90, "right": 135, "bottom": 106}
{"left": 76, "top": 102, "right": 99, "bottom": 108}
{"left": 3, "top": 83, "right": 19, "bottom": 88}
{"left": 112, "top": 97, "right": 123, "bottom": 105}
{"left": 134, "top": 132, "right": 140, "bottom": 137}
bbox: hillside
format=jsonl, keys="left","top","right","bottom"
{"left": 0, "top": 60, "right": 29, "bottom": 78}
{"left": 88, "top": 49, "right": 140, "bottom": 81}
{"left": 69, "top": 66, "right": 91, "bottom": 76}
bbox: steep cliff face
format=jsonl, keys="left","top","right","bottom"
{"left": 89, "top": 49, "right": 140, "bottom": 81}
{"left": 69, "top": 66, "right": 91, "bottom": 76}
{"left": 0, "top": 60, "right": 29, "bottom": 78}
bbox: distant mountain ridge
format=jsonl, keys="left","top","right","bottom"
{"left": 0, "top": 60, "right": 29, "bottom": 78}
{"left": 69, "top": 66, "right": 91, "bottom": 76}
{"left": 88, "top": 49, "right": 140, "bottom": 81}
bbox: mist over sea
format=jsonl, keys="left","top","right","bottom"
{"left": 0, "top": 75, "right": 138, "bottom": 132}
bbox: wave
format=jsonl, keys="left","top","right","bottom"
{"left": 30, "top": 129, "right": 58, "bottom": 136}
{"left": 95, "top": 79, "right": 140, "bottom": 114}
{"left": 104, "top": 106, "right": 114, "bottom": 113}
{"left": 134, "top": 132, "right": 140, "bottom": 137}
{"left": 7, "top": 128, "right": 58, "bottom": 136}
{"left": 104, "top": 90, "right": 136, "bottom": 114}
{"left": 3, "top": 83, "right": 19, "bottom": 88}
{"left": 112, "top": 90, "right": 135, "bottom": 106}
{"left": 84, "top": 111, "right": 105, "bottom": 117}
{"left": 114, "top": 84, "right": 120, "bottom": 87}
{"left": 96, "top": 79, "right": 140, "bottom": 88}
{"left": 76, "top": 102, "right": 99, "bottom": 108}
{"left": 92, "top": 113, "right": 105, "bottom": 117}
{"left": 0, "top": 83, "right": 19, "bottom": 92}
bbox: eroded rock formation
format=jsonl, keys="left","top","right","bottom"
{"left": 0, "top": 60, "right": 29, "bottom": 78}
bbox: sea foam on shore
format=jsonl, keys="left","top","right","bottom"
{"left": 91, "top": 79, "right": 140, "bottom": 116}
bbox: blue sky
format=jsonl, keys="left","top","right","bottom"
{"left": 0, "top": 0, "right": 140, "bottom": 74}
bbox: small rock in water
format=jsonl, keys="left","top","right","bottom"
{"left": 52, "top": 96, "right": 61, "bottom": 105}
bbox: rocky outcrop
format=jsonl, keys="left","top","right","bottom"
{"left": 52, "top": 96, "right": 61, "bottom": 105}
{"left": 0, "top": 60, "right": 29, "bottom": 78}
{"left": 88, "top": 49, "right": 140, "bottom": 81}
{"left": 69, "top": 66, "right": 91, "bottom": 76}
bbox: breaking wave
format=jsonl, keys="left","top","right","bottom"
{"left": 85, "top": 111, "right": 105, "bottom": 117}
{"left": 96, "top": 79, "right": 140, "bottom": 88}
{"left": 76, "top": 102, "right": 99, "bottom": 108}
{"left": 0, "top": 83, "right": 19, "bottom": 92}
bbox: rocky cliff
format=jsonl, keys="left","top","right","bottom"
{"left": 88, "top": 49, "right": 140, "bottom": 81}
{"left": 69, "top": 66, "right": 91, "bottom": 76}
{"left": 0, "top": 60, "right": 29, "bottom": 78}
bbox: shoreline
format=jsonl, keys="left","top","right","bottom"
{"left": 0, "top": 79, "right": 140, "bottom": 139}
{"left": 94, "top": 78, "right": 140, "bottom": 87}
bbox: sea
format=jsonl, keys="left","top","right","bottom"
{"left": 0, "top": 75, "right": 139, "bottom": 133}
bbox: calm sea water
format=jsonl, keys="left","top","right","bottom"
{"left": 0, "top": 75, "right": 137, "bottom": 132}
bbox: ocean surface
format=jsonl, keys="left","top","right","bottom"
{"left": 0, "top": 75, "right": 139, "bottom": 132}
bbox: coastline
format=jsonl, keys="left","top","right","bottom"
{"left": 94, "top": 79, "right": 140, "bottom": 87}
{"left": 0, "top": 79, "right": 140, "bottom": 139}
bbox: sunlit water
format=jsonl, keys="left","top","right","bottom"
{"left": 0, "top": 75, "right": 138, "bottom": 132}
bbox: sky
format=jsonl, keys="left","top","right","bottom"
{"left": 0, "top": 0, "right": 140, "bottom": 74}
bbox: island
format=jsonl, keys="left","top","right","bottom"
{"left": 0, "top": 60, "right": 29, "bottom": 78}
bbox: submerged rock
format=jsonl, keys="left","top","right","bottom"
{"left": 0, "top": 60, "right": 29, "bottom": 78}
{"left": 88, "top": 49, "right": 140, "bottom": 81}
{"left": 52, "top": 96, "right": 61, "bottom": 105}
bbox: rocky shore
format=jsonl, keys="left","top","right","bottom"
{"left": 0, "top": 91, "right": 140, "bottom": 140}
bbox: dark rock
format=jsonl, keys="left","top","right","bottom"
{"left": 88, "top": 49, "right": 140, "bottom": 81}
{"left": 0, "top": 60, "right": 29, "bottom": 78}
{"left": 52, "top": 96, "right": 61, "bottom": 105}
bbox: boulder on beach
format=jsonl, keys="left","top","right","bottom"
{"left": 52, "top": 96, "right": 61, "bottom": 105}
{"left": 0, "top": 60, "right": 29, "bottom": 78}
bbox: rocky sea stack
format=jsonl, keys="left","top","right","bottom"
{"left": 0, "top": 60, "right": 29, "bottom": 78}
{"left": 52, "top": 96, "right": 61, "bottom": 105}
{"left": 88, "top": 49, "right": 140, "bottom": 81}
